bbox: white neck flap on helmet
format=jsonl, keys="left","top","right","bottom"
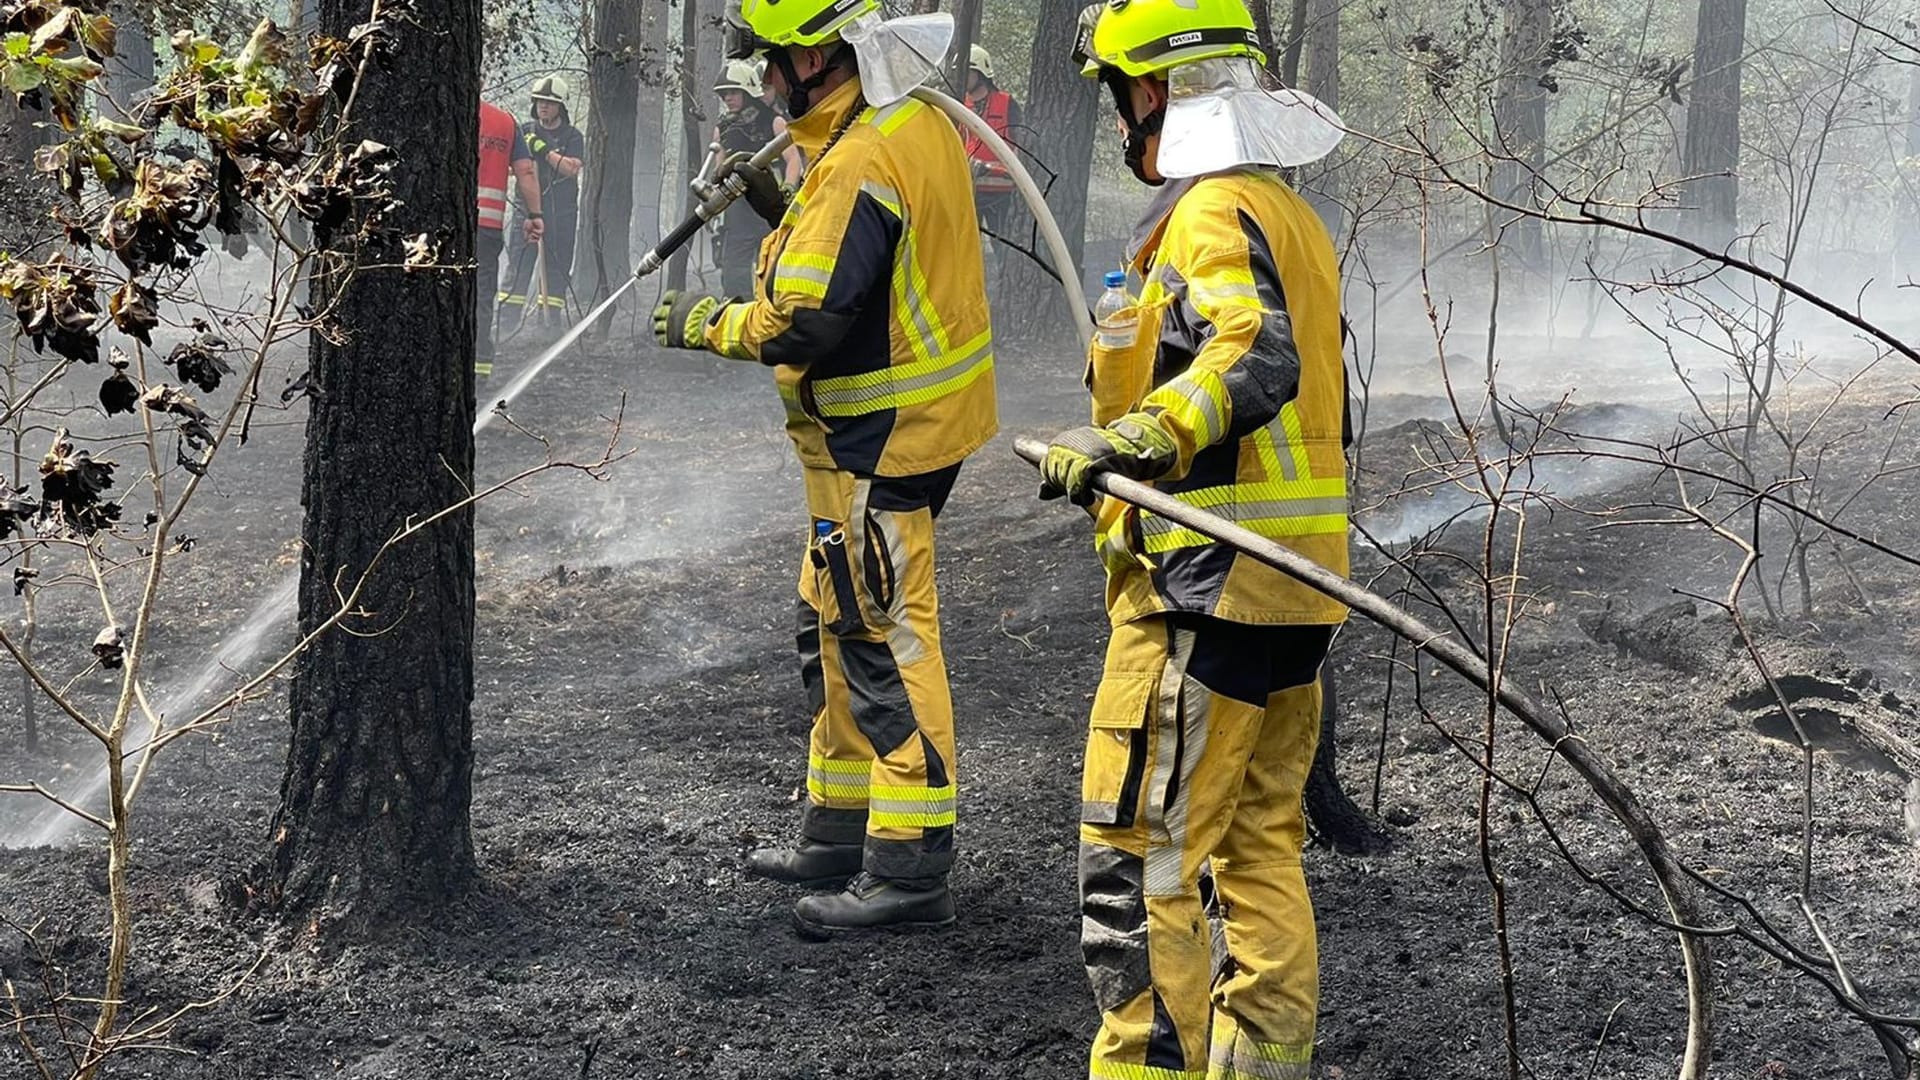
{"left": 1156, "top": 56, "right": 1345, "bottom": 180}
{"left": 840, "top": 11, "right": 954, "bottom": 107}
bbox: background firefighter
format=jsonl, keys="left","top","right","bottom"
{"left": 652, "top": 0, "right": 997, "bottom": 939}
{"left": 961, "top": 44, "right": 1023, "bottom": 241}
{"left": 711, "top": 60, "right": 782, "bottom": 299}
{"left": 497, "top": 75, "right": 584, "bottom": 337}
{"left": 475, "top": 98, "right": 542, "bottom": 380}
{"left": 1041, "top": 1, "right": 1353, "bottom": 1077}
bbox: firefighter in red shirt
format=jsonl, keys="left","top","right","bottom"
{"left": 962, "top": 45, "right": 1022, "bottom": 239}
{"left": 476, "top": 99, "right": 542, "bottom": 379}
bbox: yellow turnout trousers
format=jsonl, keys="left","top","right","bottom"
{"left": 794, "top": 465, "right": 960, "bottom": 882}
{"left": 1080, "top": 615, "right": 1333, "bottom": 1080}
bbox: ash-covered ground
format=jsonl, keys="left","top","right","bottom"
{"left": 1, "top": 292, "right": 1917, "bottom": 1079}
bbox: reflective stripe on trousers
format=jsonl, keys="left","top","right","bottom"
{"left": 794, "top": 465, "right": 960, "bottom": 882}
{"left": 1080, "top": 615, "right": 1330, "bottom": 1079}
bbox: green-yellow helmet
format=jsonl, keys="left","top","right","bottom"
{"left": 1073, "top": 0, "right": 1266, "bottom": 79}
{"left": 726, "top": 0, "right": 880, "bottom": 59}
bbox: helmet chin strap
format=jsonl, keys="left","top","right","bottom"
{"left": 768, "top": 44, "right": 849, "bottom": 120}
{"left": 1104, "top": 71, "right": 1167, "bottom": 187}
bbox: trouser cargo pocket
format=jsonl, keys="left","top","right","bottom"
{"left": 1080, "top": 671, "right": 1157, "bottom": 828}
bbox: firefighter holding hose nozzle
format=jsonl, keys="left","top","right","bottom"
{"left": 652, "top": 0, "right": 996, "bottom": 939}
{"left": 1039, "top": 1, "right": 1352, "bottom": 1076}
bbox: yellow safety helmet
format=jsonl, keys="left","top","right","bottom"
{"left": 725, "top": 0, "right": 881, "bottom": 60}
{"left": 1073, "top": 0, "right": 1266, "bottom": 79}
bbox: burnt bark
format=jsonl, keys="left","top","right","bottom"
{"left": 579, "top": 0, "right": 643, "bottom": 318}
{"left": 1248, "top": 0, "right": 1275, "bottom": 65}
{"left": 1682, "top": 0, "right": 1746, "bottom": 248}
{"left": 1, "top": 71, "right": 54, "bottom": 244}
{"left": 1000, "top": 0, "right": 1100, "bottom": 342}
{"left": 941, "top": 0, "right": 981, "bottom": 94}
{"left": 631, "top": 1, "right": 668, "bottom": 265}
{"left": 666, "top": 0, "right": 721, "bottom": 291}
{"left": 1300, "top": 0, "right": 1342, "bottom": 234}
{"left": 1280, "top": 0, "right": 1309, "bottom": 87}
{"left": 1493, "top": 0, "right": 1553, "bottom": 271}
{"left": 1900, "top": 59, "right": 1919, "bottom": 265}
{"left": 1304, "top": 662, "right": 1393, "bottom": 854}
{"left": 253, "top": 0, "right": 480, "bottom": 928}
{"left": 101, "top": 2, "right": 154, "bottom": 123}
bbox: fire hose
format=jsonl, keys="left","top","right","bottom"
{"left": 475, "top": 86, "right": 1087, "bottom": 437}
{"left": 1011, "top": 435, "right": 1713, "bottom": 1080}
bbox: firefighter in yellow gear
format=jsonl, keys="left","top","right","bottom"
{"left": 1041, "top": 1, "right": 1352, "bottom": 1075}
{"left": 653, "top": 0, "right": 996, "bottom": 938}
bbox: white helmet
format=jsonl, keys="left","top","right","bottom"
{"left": 713, "top": 58, "right": 763, "bottom": 96}
{"left": 969, "top": 43, "right": 993, "bottom": 81}
{"left": 529, "top": 74, "right": 569, "bottom": 105}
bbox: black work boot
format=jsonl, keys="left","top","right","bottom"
{"left": 791, "top": 872, "right": 955, "bottom": 940}
{"left": 743, "top": 840, "right": 864, "bottom": 890}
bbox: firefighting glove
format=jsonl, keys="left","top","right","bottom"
{"left": 524, "top": 131, "right": 552, "bottom": 158}
{"left": 1039, "top": 412, "right": 1178, "bottom": 507}
{"left": 652, "top": 291, "right": 722, "bottom": 350}
{"left": 718, "top": 151, "right": 790, "bottom": 228}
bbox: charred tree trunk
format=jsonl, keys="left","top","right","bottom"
{"left": 1909, "top": 63, "right": 1920, "bottom": 160}
{"left": 941, "top": 0, "right": 981, "bottom": 95}
{"left": 1899, "top": 58, "right": 1919, "bottom": 268}
{"left": 1303, "top": 662, "right": 1392, "bottom": 854}
{"left": 1682, "top": 0, "right": 1746, "bottom": 248}
{"left": 1493, "top": 0, "right": 1552, "bottom": 272}
{"left": 666, "top": 0, "right": 717, "bottom": 291}
{"left": 1301, "top": 0, "right": 1342, "bottom": 234}
{"left": 631, "top": 2, "right": 667, "bottom": 266}
{"left": 101, "top": 2, "right": 153, "bottom": 123}
{"left": 581, "top": 0, "right": 643, "bottom": 324}
{"left": 252, "top": 0, "right": 480, "bottom": 927}
{"left": 1000, "top": 0, "right": 1100, "bottom": 341}
{"left": 1248, "top": 0, "right": 1275, "bottom": 65}
{"left": 1280, "top": 0, "right": 1309, "bottom": 87}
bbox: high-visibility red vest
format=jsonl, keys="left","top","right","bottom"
{"left": 963, "top": 89, "right": 1016, "bottom": 194}
{"left": 478, "top": 101, "right": 516, "bottom": 231}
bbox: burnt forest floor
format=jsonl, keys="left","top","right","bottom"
{"left": 2, "top": 304, "right": 1918, "bottom": 1080}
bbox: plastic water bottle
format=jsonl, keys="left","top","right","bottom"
{"left": 1093, "top": 270, "right": 1137, "bottom": 349}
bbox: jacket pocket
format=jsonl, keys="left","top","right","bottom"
{"left": 1080, "top": 672, "right": 1159, "bottom": 828}
{"left": 1088, "top": 296, "right": 1170, "bottom": 426}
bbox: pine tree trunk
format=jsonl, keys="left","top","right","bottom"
{"left": 580, "top": 0, "right": 643, "bottom": 320}
{"left": 1909, "top": 63, "right": 1920, "bottom": 160}
{"left": 1000, "top": 0, "right": 1100, "bottom": 342}
{"left": 941, "top": 0, "right": 981, "bottom": 92}
{"left": 1683, "top": 0, "right": 1746, "bottom": 247}
{"left": 666, "top": 0, "right": 721, "bottom": 291}
{"left": 1493, "top": 0, "right": 1552, "bottom": 271}
{"left": 631, "top": 1, "right": 667, "bottom": 266}
{"left": 1249, "top": 0, "right": 1276, "bottom": 64}
{"left": 100, "top": 2, "right": 154, "bottom": 123}
{"left": 253, "top": 0, "right": 480, "bottom": 928}
{"left": 1280, "top": 0, "right": 1309, "bottom": 87}
{"left": 1301, "top": 0, "right": 1343, "bottom": 234}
